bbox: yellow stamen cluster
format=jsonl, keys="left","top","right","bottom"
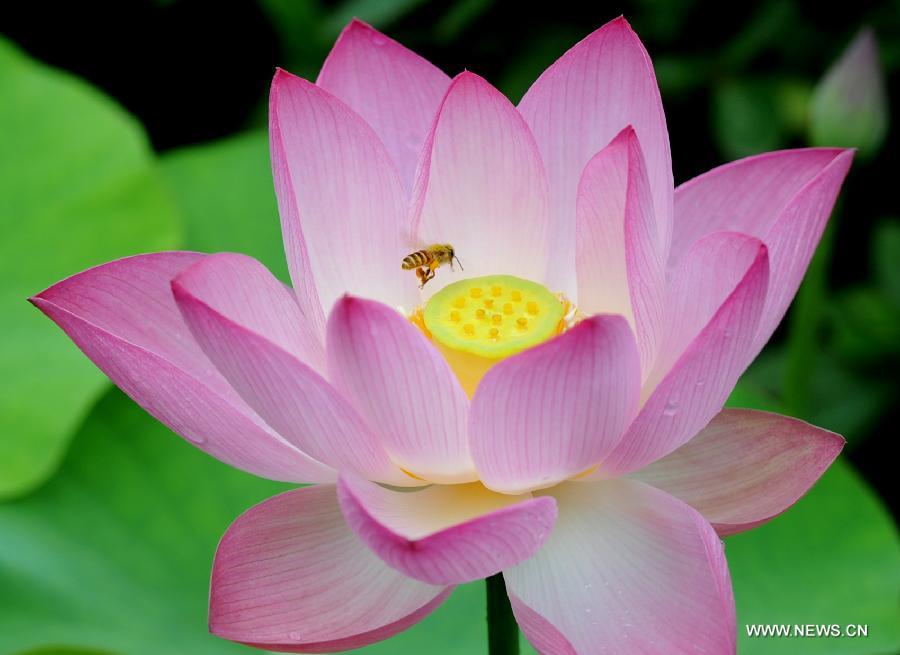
{"left": 422, "top": 275, "right": 566, "bottom": 396}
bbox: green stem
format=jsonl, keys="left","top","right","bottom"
{"left": 784, "top": 200, "right": 841, "bottom": 417}
{"left": 486, "top": 573, "right": 519, "bottom": 655}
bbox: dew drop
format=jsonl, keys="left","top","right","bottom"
{"left": 184, "top": 432, "right": 207, "bottom": 445}
{"left": 663, "top": 400, "right": 679, "bottom": 416}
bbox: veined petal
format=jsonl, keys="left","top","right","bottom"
{"left": 505, "top": 480, "right": 735, "bottom": 655}
{"left": 172, "top": 253, "right": 325, "bottom": 374}
{"left": 410, "top": 72, "right": 551, "bottom": 297}
{"left": 317, "top": 19, "right": 450, "bottom": 194}
{"left": 576, "top": 126, "right": 665, "bottom": 376}
{"left": 600, "top": 241, "right": 769, "bottom": 476}
{"left": 753, "top": 151, "right": 853, "bottom": 353}
{"left": 337, "top": 473, "right": 557, "bottom": 585}
{"left": 327, "top": 296, "right": 474, "bottom": 483}
{"left": 470, "top": 315, "right": 641, "bottom": 494}
{"left": 30, "top": 253, "right": 333, "bottom": 483}
{"left": 172, "top": 265, "right": 414, "bottom": 486}
{"left": 631, "top": 409, "right": 844, "bottom": 536}
{"left": 210, "top": 484, "right": 450, "bottom": 652}
{"left": 519, "top": 16, "right": 673, "bottom": 295}
{"left": 648, "top": 232, "right": 766, "bottom": 391}
{"left": 270, "top": 69, "right": 416, "bottom": 316}
{"left": 671, "top": 149, "right": 845, "bottom": 261}
{"left": 671, "top": 148, "right": 853, "bottom": 355}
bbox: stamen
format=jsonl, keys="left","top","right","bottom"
{"left": 421, "top": 274, "right": 566, "bottom": 396}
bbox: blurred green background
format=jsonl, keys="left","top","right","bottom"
{"left": 1, "top": 1, "right": 898, "bottom": 653}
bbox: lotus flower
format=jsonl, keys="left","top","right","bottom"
{"left": 32, "top": 16, "right": 852, "bottom": 654}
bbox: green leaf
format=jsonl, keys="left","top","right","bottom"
{"left": 0, "top": 389, "right": 490, "bottom": 654}
{"left": 831, "top": 287, "right": 900, "bottom": 362}
{"left": 2, "top": 390, "right": 896, "bottom": 654}
{"left": 873, "top": 219, "right": 900, "bottom": 303}
{"left": 0, "top": 390, "right": 283, "bottom": 654}
{"left": 324, "top": 0, "right": 428, "bottom": 37}
{"left": 0, "top": 38, "right": 181, "bottom": 499}
{"left": 729, "top": 459, "right": 900, "bottom": 654}
{"left": 161, "top": 131, "right": 288, "bottom": 281}
{"left": 13, "top": 649, "right": 118, "bottom": 655}
{"left": 712, "top": 78, "right": 789, "bottom": 160}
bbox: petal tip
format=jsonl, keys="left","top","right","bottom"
{"left": 331, "top": 292, "right": 365, "bottom": 315}
{"left": 450, "top": 69, "right": 488, "bottom": 89}
{"left": 347, "top": 16, "right": 371, "bottom": 30}
{"left": 584, "top": 15, "right": 640, "bottom": 44}
{"left": 271, "top": 66, "right": 310, "bottom": 92}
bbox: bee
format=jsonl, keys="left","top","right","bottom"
{"left": 402, "top": 244, "right": 463, "bottom": 288}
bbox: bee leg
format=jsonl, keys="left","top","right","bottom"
{"left": 419, "top": 266, "right": 436, "bottom": 289}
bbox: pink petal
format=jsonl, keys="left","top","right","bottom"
{"left": 336, "top": 473, "right": 557, "bottom": 585}
{"left": 504, "top": 480, "right": 735, "bottom": 654}
{"left": 647, "top": 232, "right": 767, "bottom": 392}
{"left": 270, "top": 69, "right": 417, "bottom": 317}
{"left": 210, "top": 484, "right": 451, "bottom": 652}
{"left": 327, "top": 296, "right": 474, "bottom": 483}
{"left": 31, "top": 253, "right": 333, "bottom": 483}
{"left": 519, "top": 16, "right": 673, "bottom": 294}
{"left": 631, "top": 409, "right": 844, "bottom": 536}
{"left": 754, "top": 151, "right": 853, "bottom": 353}
{"left": 470, "top": 315, "right": 641, "bottom": 494}
{"left": 317, "top": 19, "right": 451, "bottom": 194}
{"left": 410, "top": 72, "right": 551, "bottom": 296}
{"left": 600, "top": 239, "right": 770, "bottom": 476}
{"left": 576, "top": 126, "right": 665, "bottom": 376}
{"left": 507, "top": 595, "right": 578, "bottom": 655}
{"left": 671, "top": 148, "right": 853, "bottom": 355}
{"left": 671, "top": 149, "right": 843, "bottom": 260}
{"left": 172, "top": 265, "right": 414, "bottom": 487}
{"left": 172, "top": 253, "right": 325, "bottom": 374}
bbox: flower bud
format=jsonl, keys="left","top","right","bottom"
{"left": 810, "top": 28, "right": 888, "bottom": 158}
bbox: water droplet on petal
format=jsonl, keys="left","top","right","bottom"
{"left": 184, "top": 432, "right": 207, "bottom": 445}
{"left": 663, "top": 400, "right": 679, "bottom": 416}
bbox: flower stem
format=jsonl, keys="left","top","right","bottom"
{"left": 785, "top": 200, "right": 841, "bottom": 417}
{"left": 486, "top": 573, "right": 519, "bottom": 655}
